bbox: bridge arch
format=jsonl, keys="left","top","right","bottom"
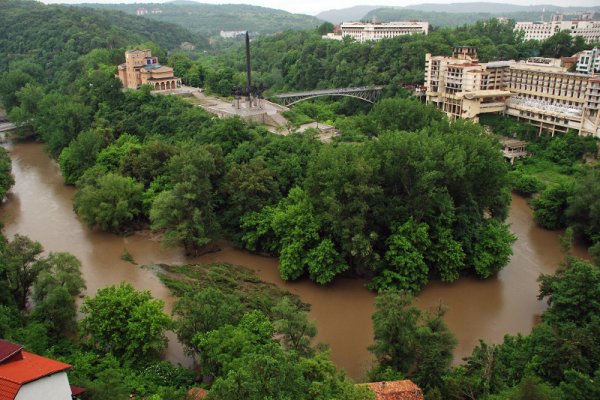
{"left": 284, "top": 93, "right": 377, "bottom": 106}
{"left": 272, "top": 86, "right": 384, "bottom": 107}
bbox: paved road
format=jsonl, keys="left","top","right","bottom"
{"left": 0, "top": 122, "right": 17, "bottom": 133}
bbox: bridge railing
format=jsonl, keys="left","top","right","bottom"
{"left": 271, "top": 86, "right": 384, "bottom": 106}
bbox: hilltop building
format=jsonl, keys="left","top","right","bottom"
{"left": 514, "top": 14, "right": 600, "bottom": 44}
{"left": 136, "top": 7, "right": 148, "bottom": 15}
{"left": 576, "top": 47, "right": 600, "bottom": 74}
{"left": 220, "top": 30, "right": 247, "bottom": 38}
{"left": 325, "top": 21, "right": 429, "bottom": 42}
{"left": 117, "top": 49, "right": 181, "bottom": 91}
{"left": 0, "top": 340, "right": 84, "bottom": 400}
{"left": 424, "top": 46, "right": 600, "bottom": 137}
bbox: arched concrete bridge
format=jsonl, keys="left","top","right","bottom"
{"left": 271, "top": 86, "right": 384, "bottom": 106}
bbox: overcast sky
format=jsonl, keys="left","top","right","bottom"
{"left": 40, "top": 0, "right": 600, "bottom": 16}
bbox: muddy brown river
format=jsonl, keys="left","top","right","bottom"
{"left": 0, "top": 142, "right": 589, "bottom": 381}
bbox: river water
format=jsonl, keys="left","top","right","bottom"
{"left": 0, "top": 142, "right": 589, "bottom": 381}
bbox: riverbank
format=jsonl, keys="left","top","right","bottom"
{"left": 0, "top": 141, "right": 590, "bottom": 380}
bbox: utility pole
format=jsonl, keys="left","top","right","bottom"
{"left": 245, "top": 31, "right": 252, "bottom": 103}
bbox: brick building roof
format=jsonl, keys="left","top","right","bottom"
{"left": 365, "top": 380, "right": 425, "bottom": 400}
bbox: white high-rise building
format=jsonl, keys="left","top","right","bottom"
{"left": 338, "top": 21, "right": 429, "bottom": 42}
{"left": 515, "top": 14, "right": 600, "bottom": 44}
{"left": 576, "top": 47, "right": 600, "bottom": 74}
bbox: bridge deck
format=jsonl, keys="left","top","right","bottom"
{"left": 274, "top": 86, "right": 384, "bottom": 98}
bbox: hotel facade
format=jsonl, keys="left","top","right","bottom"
{"left": 425, "top": 47, "right": 600, "bottom": 137}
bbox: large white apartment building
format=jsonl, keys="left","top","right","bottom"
{"left": 514, "top": 14, "right": 600, "bottom": 44}
{"left": 425, "top": 47, "right": 600, "bottom": 137}
{"left": 338, "top": 21, "right": 429, "bottom": 42}
{"left": 576, "top": 47, "right": 600, "bottom": 74}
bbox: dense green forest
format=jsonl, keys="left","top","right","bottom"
{"left": 0, "top": 0, "right": 206, "bottom": 79}
{"left": 84, "top": 2, "right": 323, "bottom": 37}
{"left": 0, "top": 1, "right": 599, "bottom": 398}
{"left": 169, "top": 18, "right": 593, "bottom": 97}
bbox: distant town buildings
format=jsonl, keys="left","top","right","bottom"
{"left": 324, "top": 21, "right": 429, "bottom": 42}
{"left": 117, "top": 49, "right": 181, "bottom": 91}
{"left": 0, "top": 340, "right": 84, "bottom": 400}
{"left": 424, "top": 46, "right": 600, "bottom": 137}
{"left": 220, "top": 30, "right": 247, "bottom": 39}
{"left": 576, "top": 47, "right": 600, "bottom": 74}
{"left": 514, "top": 13, "right": 600, "bottom": 44}
{"left": 136, "top": 7, "right": 162, "bottom": 15}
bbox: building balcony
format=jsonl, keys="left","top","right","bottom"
{"left": 480, "top": 102, "right": 506, "bottom": 113}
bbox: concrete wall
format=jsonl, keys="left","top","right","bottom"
{"left": 15, "top": 372, "right": 71, "bottom": 400}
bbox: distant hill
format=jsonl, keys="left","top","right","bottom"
{"left": 84, "top": 2, "right": 323, "bottom": 37}
{"left": 363, "top": 5, "right": 600, "bottom": 27}
{"left": 315, "top": 5, "right": 383, "bottom": 24}
{"left": 404, "top": 2, "right": 600, "bottom": 14}
{"left": 319, "top": 2, "right": 599, "bottom": 27}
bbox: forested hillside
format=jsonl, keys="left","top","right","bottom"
{"left": 315, "top": 5, "right": 382, "bottom": 24}
{"left": 189, "top": 18, "right": 589, "bottom": 96}
{"left": 84, "top": 2, "right": 323, "bottom": 37}
{"left": 0, "top": 0, "right": 206, "bottom": 78}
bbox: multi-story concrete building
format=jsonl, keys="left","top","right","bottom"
{"left": 576, "top": 47, "right": 600, "bottom": 74}
{"left": 425, "top": 47, "right": 600, "bottom": 137}
{"left": 425, "top": 46, "right": 512, "bottom": 120}
{"left": 338, "top": 21, "right": 429, "bottom": 42}
{"left": 515, "top": 14, "right": 600, "bottom": 44}
{"left": 117, "top": 49, "right": 181, "bottom": 91}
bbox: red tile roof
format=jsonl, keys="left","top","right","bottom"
{"left": 0, "top": 342, "right": 23, "bottom": 364}
{"left": 0, "top": 380, "right": 20, "bottom": 400}
{"left": 0, "top": 341, "right": 74, "bottom": 400}
{"left": 187, "top": 388, "right": 208, "bottom": 399}
{"left": 70, "top": 385, "right": 86, "bottom": 396}
{"left": 0, "top": 350, "right": 71, "bottom": 385}
{"left": 366, "top": 380, "right": 425, "bottom": 400}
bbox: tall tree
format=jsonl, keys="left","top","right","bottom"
{"left": 80, "top": 283, "right": 172, "bottom": 364}
{"left": 0, "top": 147, "right": 14, "bottom": 201}
{"left": 150, "top": 145, "right": 220, "bottom": 254}
{"left": 272, "top": 296, "right": 317, "bottom": 356}
{"left": 0, "top": 235, "right": 44, "bottom": 310}
{"left": 32, "top": 252, "right": 86, "bottom": 335}
{"left": 73, "top": 172, "right": 144, "bottom": 233}
{"left": 173, "top": 287, "right": 243, "bottom": 357}
{"left": 369, "top": 290, "right": 456, "bottom": 391}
